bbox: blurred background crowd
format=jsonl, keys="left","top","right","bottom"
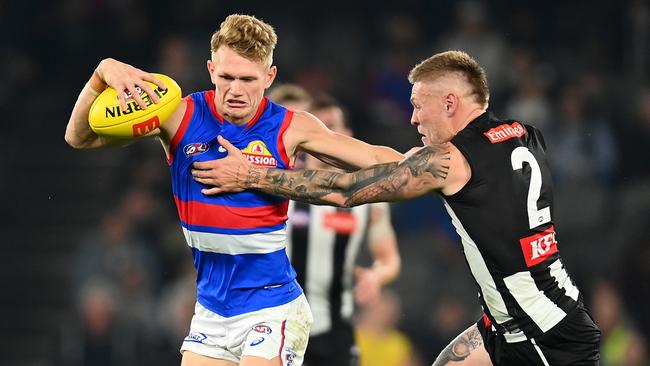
{"left": 1, "top": 0, "right": 649, "bottom": 365}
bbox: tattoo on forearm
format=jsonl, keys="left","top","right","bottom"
{"left": 260, "top": 143, "right": 451, "bottom": 206}
{"left": 245, "top": 166, "right": 262, "bottom": 188}
{"left": 433, "top": 327, "right": 483, "bottom": 366}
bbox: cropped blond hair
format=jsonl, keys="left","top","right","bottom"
{"left": 210, "top": 14, "right": 277, "bottom": 67}
{"left": 408, "top": 51, "right": 489, "bottom": 108}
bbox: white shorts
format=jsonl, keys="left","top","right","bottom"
{"left": 181, "top": 294, "right": 313, "bottom": 365}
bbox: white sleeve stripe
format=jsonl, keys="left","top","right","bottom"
{"left": 503, "top": 271, "right": 566, "bottom": 332}
{"left": 548, "top": 259, "right": 580, "bottom": 301}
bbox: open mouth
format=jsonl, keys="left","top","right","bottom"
{"left": 226, "top": 99, "right": 246, "bottom": 108}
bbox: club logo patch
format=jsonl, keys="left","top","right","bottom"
{"left": 252, "top": 324, "right": 273, "bottom": 334}
{"left": 241, "top": 140, "right": 277, "bottom": 167}
{"left": 184, "top": 142, "right": 209, "bottom": 157}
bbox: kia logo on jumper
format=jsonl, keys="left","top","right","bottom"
{"left": 184, "top": 142, "right": 210, "bottom": 157}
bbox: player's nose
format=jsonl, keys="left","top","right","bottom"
{"left": 229, "top": 80, "right": 244, "bottom": 95}
{"left": 410, "top": 111, "right": 419, "bottom": 126}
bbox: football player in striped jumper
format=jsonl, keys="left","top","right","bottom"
{"left": 193, "top": 51, "right": 601, "bottom": 366}
{"left": 65, "top": 14, "right": 403, "bottom": 366}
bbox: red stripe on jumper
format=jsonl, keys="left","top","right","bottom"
{"left": 168, "top": 96, "right": 195, "bottom": 165}
{"left": 204, "top": 90, "right": 223, "bottom": 123}
{"left": 174, "top": 196, "right": 288, "bottom": 229}
{"left": 277, "top": 110, "right": 294, "bottom": 169}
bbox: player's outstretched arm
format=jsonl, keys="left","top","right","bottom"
{"left": 192, "top": 136, "right": 458, "bottom": 207}
{"left": 64, "top": 58, "right": 166, "bottom": 149}
{"left": 284, "top": 112, "right": 405, "bottom": 170}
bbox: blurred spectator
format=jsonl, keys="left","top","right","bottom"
{"left": 156, "top": 35, "right": 206, "bottom": 92}
{"left": 618, "top": 205, "right": 650, "bottom": 343}
{"left": 69, "top": 190, "right": 162, "bottom": 359}
{"left": 504, "top": 47, "right": 553, "bottom": 130}
{"left": 617, "top": 88, "right": 650, "bottom": 183}
{"left": 437, "top": 0, "right": 510, "bottom": 103}
{"left": 267, "top": 83, "right": 313, "bottom": 111}
{"left": 355, "top": 289, "right": 416, "bottom": 366}
{"left": 547, "top": 85, "right": 618, "bottom": 189}
{"left": 592, "top": 280, "right": 649, "bottom": 366}
{"left": 153, "top": 265, "right": 196, "bottom": 364}
{"left": 368, "top": 13, "right": 424, "bottom": 128}
{"left": 59, "top": 278, "right": 142, "bottom": 366}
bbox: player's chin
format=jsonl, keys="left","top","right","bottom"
{"left": 225, "top": 106, "right": 251, "bottom": 118}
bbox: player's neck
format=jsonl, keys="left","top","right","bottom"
{"left": 455, "top": 108, "right": 487, "bottom": 134}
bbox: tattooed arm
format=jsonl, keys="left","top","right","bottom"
{"left": 192, "top": 136, "right": 469, "bottom": 207}
{"left": 433, "top": 325, "right": 487, "bottom": 366}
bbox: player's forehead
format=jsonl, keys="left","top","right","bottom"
{"left": 212, "top": 46, "right": 267, "bottom": 76}
{"left": 410, "top": 81, "right": 435, "bottom": 103}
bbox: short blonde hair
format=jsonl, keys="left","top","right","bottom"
{"left": 408, "top": 51, "right": 489, "bottom": 108}
{"left": 210, "top": 14, "right": 277, "bottom": 67}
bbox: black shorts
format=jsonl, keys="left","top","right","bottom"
{"left": 303, "top": 322, "right": 359, "bottom": 366}
{"left": 477, "top": 306, "right": 601, "bottom": 366}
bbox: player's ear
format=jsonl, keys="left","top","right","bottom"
{"left": 445, "top": 93, "right": 459, "bottom": 115}
{"left": 207, "top": 59, "right": 216, "bottom": 85}
{"left": 264, "top": 65, "right": 277, "bottom": 89}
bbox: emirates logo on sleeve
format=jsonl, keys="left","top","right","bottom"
{"left": 483, "top": 122, "right": 526, "bottom": 143}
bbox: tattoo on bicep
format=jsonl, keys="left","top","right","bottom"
{"left": 344, "top": 144, "right": 451, "bottom": 205}
{"left": 432, "top": 327, "right": 483, "bottom": 366}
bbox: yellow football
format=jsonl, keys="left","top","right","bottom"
{"left": 88, "top": 73, "right": 182, "bottom": 138}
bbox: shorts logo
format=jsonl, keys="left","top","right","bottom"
{"left": 483, "top": 122, "right": 526, "bottom": 143}
{"left": 520, "top": 226, "right": 558, "bottom": 267}
{"left": 252, "top": 324, "right": 273, "bottom": 334}
{"left": 241, "top": 140, "right": 277, "bottom": 167}
{"left": 184, "top": 142, "right": 209, "bottom": 157}
{"left": 184, "top": 332, "right": 208, "bottom": 344}
{"left": 250, "top": 337, "right": 265, "bottom": 346}
{"left": 284, "top": 347, "right": 297, "bottom": 366}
